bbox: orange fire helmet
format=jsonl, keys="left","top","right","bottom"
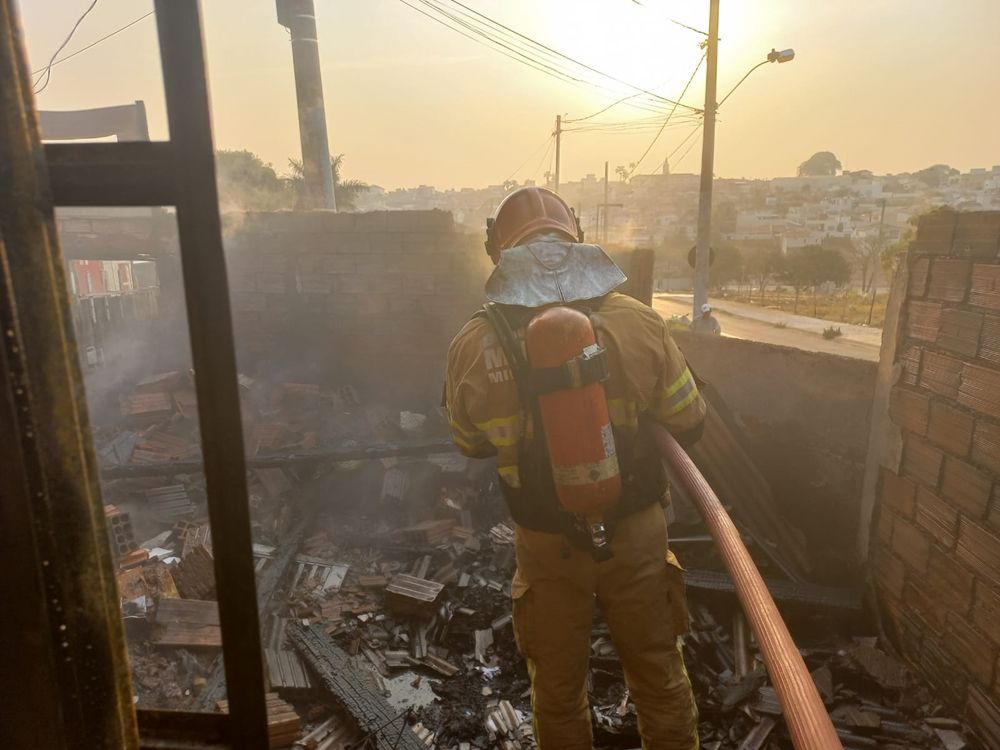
{"left": 485, "top": 187, "right": 583, "bottom": 262}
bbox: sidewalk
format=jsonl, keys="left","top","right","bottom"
{"left": 658, "top": 293, "right": 884, "bottom": 349}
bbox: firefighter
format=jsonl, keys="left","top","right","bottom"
{"left": 444, "top": 186, "right": 706, "bottom": 750}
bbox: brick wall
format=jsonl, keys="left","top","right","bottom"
{"left": 222, "top": 210, "right": 492, "bottom": 407}
{"left": 870, "top": 210, "right": 1000, "bottom": 744}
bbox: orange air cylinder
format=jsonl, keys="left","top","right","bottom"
{"left": 524, "top": 306, "right": 621, "bottom": 517}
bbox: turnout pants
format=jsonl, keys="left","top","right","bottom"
{"left": 511, "top": 502, "right": 699, "bottom": 750}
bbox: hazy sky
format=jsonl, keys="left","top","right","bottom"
{"left": 20, "top": 0, "right": 1000, "bottom": 189}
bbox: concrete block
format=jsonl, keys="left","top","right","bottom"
{"left": 945, "top": 612, "right": 997, "bottom": 688}
{"left": 953, "top": 212, "right": 1000, "bottom": 258}
{"left": 938, "top": 308, "right": 984, "bottom": 357}
{"left": 919, "top": 350, "right": 963, "bottom": 398}
{"left": 366, "top": 232, "right": 404, "bottom": 254}
{"left": 903, "top": 435, "right": 944, "bottom": 488}
{"left": 297, "top": 273, "right": 333, "bottom": 295}
{"left": 906, "top": 300, "right": 942, "bottom": 341}
{"left": 956, "top": 517, "right": 1000, "bottom": 587}
{"left": 909, "top": 257, "right": 930, "bottom": 298}
{"left": 256, "top": 272, "right": 287, "bottom": 294}
{"left": 971, "top": 264, "right": 1000, "bottom": 310}
{"left": 909, "top": 239, "right": 954, "bottom": 257}
{"left": 323, "top": 254, "right": 359, "bottom": 274}
{"left": 881, "top": 467, "right": 917, "bottom": 518}
{"left": 928, "top": 402, "right": 975, "bottom": 456}
{"left": 323, "top": 233, "right": 369, "bottom": 255}
{"left": 941, "top": 458, "right": 991, "bottom": 532}
{"left": 318, "top": 211, "right": 358, "bottom": 233}
{"left": 972, "top": 420, "right": 1000, "bottom": 474}
{"left": 958, "top": 362, "right": 1000, "bottom": 419}
{"left": 915, "top": 486, "right": 958, "bottom": 548}
{"left": 893, "top": 518, "right": 932, "bottom": 573}
{"left": 927, "top": 259, "right": 972, "bottom": 302}
{"left": 890, "top": 387, "right": 930, "bottom": 435}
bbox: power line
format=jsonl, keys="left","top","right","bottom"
{"left": 444, "top": 0, "right": 700, "bottom": 112}
{"left": 672, "top": 127, "right": 701, "bottom": 169}
{"left": 627, "top": 52, "right": 704, "bottom": 177}
{"left": 503, "top": 132, "right": 553, "bottom": 183}
{"left": 30, "top": 10, "right": 154, "bottom": 78}
{"left": 33, "top": 0, "right": 100, "bottom": 94}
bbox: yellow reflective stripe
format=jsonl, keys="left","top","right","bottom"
{"left": 474, "top": 414, "right": 521, "bottom": 447}
{"left": 607, "top": 398, "right": 639, "bottom": 429}
{"left": 448, "top": 418, "right": 482, "bottom": 440}
{"left": 498, "top": 464, "right": 521, "bottom": 488}
{"left": 450, "top": 431, "right": 481, "bottom": 451}
{"left": 659, "top": 368, "right": 693, "bottom": 399}
{"left": 657, "top": 384, "right": 699, "bottom": 418}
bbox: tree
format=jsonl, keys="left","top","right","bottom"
{"left": 287, "top": 153, "right": 370, "bottom": 211}
{"left": 615, "top": 165, "right": 629, "bottom": 183}
{"left": 779, "top": 245, "right": 850, "bottom": 314}
{"left": 797, "top": 151, "right": 842, "bottom": 177}
{"left": 744, "top": 246, "right": 783, "bottom": 302}
{"left": 215, "top": 149, "right": 288, "bottom": 211}
{"left": 912, "top": 164, "right": 959, "bottom": 189}
{"left": 709, "top": 245, "right": 743, "bottom": 291}
{"left": 847, "top": 235, "right": 882, "bottom": 293}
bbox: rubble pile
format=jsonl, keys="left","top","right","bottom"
{"left": 97, "top": 371, "right": 985, "bottom": 750}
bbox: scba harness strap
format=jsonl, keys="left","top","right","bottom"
{"left": 479, "top": 300, "right": 654, "bottom": 560}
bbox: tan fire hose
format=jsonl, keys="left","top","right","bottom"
{"left": 647, "top": 421, "right": 842, "bottom": 749}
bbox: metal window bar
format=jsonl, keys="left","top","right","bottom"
{"left": 1, "top": 0, "right": 269, "bottom": 747}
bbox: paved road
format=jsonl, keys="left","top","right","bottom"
{"left": 653, "top": 295, "right": 881, "bottom": 361}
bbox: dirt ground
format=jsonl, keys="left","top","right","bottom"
{"left": 724, "top": 290, "right": 890, "bottom": 328}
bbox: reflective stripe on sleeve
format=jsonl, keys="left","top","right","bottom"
{"left": 473, "top": 414, "right": 521, "bottom": 447}
{"left": 498, "top": 464, "right": 521, "bottom": 488}
{"left": 655, "top": 371, "right": 699, "bottom": 418}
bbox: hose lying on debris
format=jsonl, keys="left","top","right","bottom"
{"left": 647, "top": 421, "right": 842, "bottom": 750}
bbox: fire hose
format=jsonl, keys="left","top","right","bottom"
{"left": 647, "top": 421, "right": 842, "bottom": 749}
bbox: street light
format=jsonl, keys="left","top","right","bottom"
{"left": 692, "top": 34, "right": 795, "bottom": 323}
{"left": 718, "top": 48, "right": 796, "bottom": 108}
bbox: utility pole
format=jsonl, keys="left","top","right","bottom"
{"left": 693, "top": 0, "right": 720, "bottom": 320}
{"left": 553, "top": 115, "right": 562, "bottom": 192}
{"left": 866, "top": 198, "right": 887, "bottom": 326}
{"left": 277, "top": 0, "right": 336, "bottom": 210}
{"left": 603, "top": 160, "right": 609, "bottom": 243}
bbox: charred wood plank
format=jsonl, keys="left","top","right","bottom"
{"left": 287, "top": 621, "right": 426, "bottom": 750}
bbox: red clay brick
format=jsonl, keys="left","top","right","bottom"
{"left": 972, "top": 420, "right": 1000, "bottom": 474}
{"left": 881, "top": 469, "right": 917, "bottom": 518}
{"left": 938, "top": 308, "right": 984, "bottom": 357}
{"left": 906, "top": 300, "right": 942, "bottom": 342}
{"left": 873, "top": 548, "right": 906, "bottom": 600}
{"left": 889, "top": 387, "right": 930, "bottom": 436}
{"left": 908, "top": 257, "right": 930, "bottom": 298}
{"left": 966, "top": 687, "right": 1000, "bottom": 750}
{"left": 941, "top": 457, "right": 992, "bottom": 518}
{"left": 918, "top": 350, "right": 964, "bottom": 398}
{"left": 956, "top": 518, "right": 1000, "bottom": 587}
{"left": 973, "top": 580, "right": 1000, "bottom": 648}
{"left": 945, "top": 612, "right": 997, "bottom": 688}
{"left": 915, "top": 209, "right": 958, "bottom": 244}
{"left": 990, "top": 485, "right": 1000, "bottom": 535}
{"left": 899, "top": 345, "right": 922, "bottom": 386}
{"left": 928, "top": 401, "right": 975, "bottom": 456}
{"left": 915, "top": 486, "right": 958, "bottom": 548}
{"left": 954, "top": 212, "right": 1000, "bottom": 257}
{"left": 928, "top": 259, "right": 973, "bottom": 302}
{"left": 893, "top": 518, "right": 932, "bottom": 573}
{"left": 902, "top": 436, "right": 944, "bottom": 488}
{"left": 981, "top": 315, "right": 1000, "bottom": 366}
{"left": 959, "top": 363, "right": 1000, "bottom": 419}
{"left": 927, "top": 547, "right": 975, "bottom": 615}
{"left": 971, "top": 264, "right": 1000, "bottom": 310}
{"left": 876, "top": 506, "right": 895, "bottom": 545}
{"left": 904, "top": 579, "right": 947, "bottom": 633}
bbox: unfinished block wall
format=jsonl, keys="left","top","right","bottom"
{"left": 222, "top": 210, "right": 491, "bottom": 406}
{"left": 870, "top": 210, "right": 1000, "bottom": 743}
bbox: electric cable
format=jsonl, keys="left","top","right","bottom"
{"left": 503, "top": 132, "right": 554, "bottom": 184}
{"left": 33, "top": 0, "right": 100, "bottom": 94}
{"left": 30, "top": 10, "right": 154, "bottom": 78}
{"left": 627, "top": 52, "right": 704, "bottom": 176}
